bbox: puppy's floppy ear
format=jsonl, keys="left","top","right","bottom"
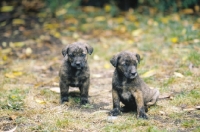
{"left": 84, "top": 43, "right": 93, "bottom": 55}
{"left": 62, "top": 45, "right": 69, "bottom": 57}
{"left": 110, "top": 54, "right": 119, "bottom": 67}
{"left": 136, "top": 53, "right": 140, "bottom": 64}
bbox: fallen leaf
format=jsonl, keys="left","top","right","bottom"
{"left": 171, "top": 37, "right": 179, "bottom": 43}
{"left": 12, "top": 19, "right": 25, "bottom": 25}
{"left": 25, "top": 47, "right": 32, "bottom": 56}
{"left": 35, "top": 98, "right": 46, "bottom": 104}
{"left": 141, "top": 69, "right": 156, "bottom": 78}
{"left": 104, "top": 63, "right": 111, "bottom": 69}
{"left": 94, "top": 16, "right": 106, "bottom": 22}
{"left": 131, "top": 29, "right": 142, "bottom": 36}
{"left": 1, "top": 6, "right": 13, "bottom": 12}
{"left": 93, "top": 55, "right": 100, "bottom": 60}
{"left": 183, "top": 108, "right": 195, "bottom": 111}
{"left": 104, "top": 4, "right": 111, "bottom": 12}
{"left": 92, "top": 74, "right": 103, "bottom": 78}
{"left": 196, "top": 106, "right": 200, "bottom": 110}
{"left": 159, "top": 111, "right": 166, "bottom": 115}
{"left": 174, "top": 72, "right": 184, "bottom": 78}
{"left": 10, "top": 42, "right": 25, "bottom": 48}
{"left": 49, "top": 87, "right": 60, "bottom": 93}
{"left": 5, "top": 71, "right": 23, "bottom": 78}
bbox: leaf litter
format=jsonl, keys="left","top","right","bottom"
{"left": 0, "top": 3, "right": 200, "bottom": 132}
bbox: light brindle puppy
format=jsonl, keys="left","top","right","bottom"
{"left": 110, "top": 51, "right": 159, "bottom": 119}
{"left": 59, "top": 42, "right": 93, "bottom": 105}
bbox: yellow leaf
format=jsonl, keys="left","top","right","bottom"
{"left": 50, "top": 87, "right": 60, "bottom": 93}
{"left": 10, "top": 42, "right": 25, "bottom": 48}
{"left": 93, "top": 55, "right": 100, "bottom": 60}
{"left": 13, "top": 19, "right": 25, "bottom": 25}
{"left": 35, "top": 99, "right": 46, "bottom": 104}
{"left": 141, "top": 69, "right": 156, "bottom": 78}
{"left": 174, "top": 72, "right": 184, "bottom": 78}
{"left": 2, "top": 55, "right": 8, "bottom": 61}
{"left": 56, "top": 9, "right": 67, "bottom": 16}
{"left": 104, "top": 4, "right": 111, "bottom": 12}
{"left": 94, "top": 16, "right": 106, "bottom": 22}
{"left": 114, "top": 17, "right": 124, "bottom": 23}
{"left": 171, "top": 37, "right": 179, "bottom": 43}
{"left": 131, "top": 29, "right": 142, "bottom": 36}
{"left": 25, "top": 47, "right": 32, "bottom": 56}
{"left": 161, "top": 17, "right": 169, "bottom": 24}
{"left": 13, "top": 71, "right": 23, "bottom": 76}
{"left": 1, "top": 6, "right": 13, "bottom": 12}
{"left": 5, "top": 73, "right": 16, "bottom": 78}
{"left": 104, "top": 63, "right": 110, "bottom": 69}
{"left": 54, "top": 32, "right": 61, "bottom": 38}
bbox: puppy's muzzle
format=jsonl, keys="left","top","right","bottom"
{"left": 130, "top": 72, "right": 138, "bottom": 79}
{"left": 71, "top": 61, "right": 85, "bottom": 69}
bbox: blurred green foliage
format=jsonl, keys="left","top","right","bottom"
{"left": 44, "top": 0, "right": 200, "bottom": 13}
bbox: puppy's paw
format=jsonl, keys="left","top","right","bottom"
{"left": 110, "top": 108, "right": 121, "bottom": 116}
{"left": 138, "top": 112, "right": 148, "bottom": 119}
{"left": 138, "top": 107, "right": 148, "bottom": 119}
{"left": 80, "top": 98, "right": 89, "bottom": 105}
{"left": 60, "top": 97, "right": 69, "bottom": 104}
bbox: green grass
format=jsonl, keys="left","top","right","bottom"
{"left": 171, "top": 89, "right": 200, "bottom": 106}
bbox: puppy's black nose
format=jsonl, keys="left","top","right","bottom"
{"left": 131, "top": 72, "right": 137, "bottom": 76}
{"left": 76, "top": 62, "right": 81, "bottom": 66}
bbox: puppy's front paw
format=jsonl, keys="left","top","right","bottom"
{"left": 138, "top": 112, "right": 148, "bottom": 119}
{"left": 60, "top": 97, "right": 69, "bottom": 104}
{"left": 80, "top": 98, "right": 89, "bottom": 105}
{"left": 110, "top": 108, "right": 121, "bottom": 116}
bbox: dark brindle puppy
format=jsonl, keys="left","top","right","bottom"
{"left": 110, "top": 51, "right": 159, "bottom": 119}
{"left": 59, "top": 42, "right": 93, "bottom": 105}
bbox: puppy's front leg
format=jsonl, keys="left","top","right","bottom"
{"left": 79, "top": 80, "right": 89, "bottom": 105}
{"left": 132, "top": 89, "right": 148, "bottom": 119}
{"left": 60, "top": 80, "right": 69, "bottom": 104}
{"left": 110, "top": 89, "right": 121, "bottom": 116}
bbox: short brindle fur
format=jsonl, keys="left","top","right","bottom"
{"left": 59, "top": 42, "right": 93, "bottom": 105}
{"left": 110, "top": 51, "right": 159, "bottom": 119}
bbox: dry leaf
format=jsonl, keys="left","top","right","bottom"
{"left": 131, "top": 29, "right": 142, "bottom": 36}
{"left": 1, "top": 6, "right": 13, "bottom": 12}
{"left": 5, "top": 71, "right": 23, "bottom": 78}
{"left": 174, "top": 72, "right": 184, "bottom": 78}
{"left": 159, "top": 111, "right": 166, "bottom": 115}
{"left": 49, "top": 87, "right": 60, "bottom": 93}
{"left": 141, "top": 69, "right": 156, "bottom": 78}
{"left": 13, "top": 19, "right": 25, "bottom": 25}
{"left": 196, "top": 106, "right": 200, "bottom": 110}
{"left": 104, "top": 4, "right": 111, "bottom": 12}
{"left": 35, "top": 98, "right": 46, "bottom": 104}
{"left": 183, "top": 108, "right": 195, "bottom": 111}
{"left": 171, "top": 37, "right": 179, "bottom": 43}
{"left": 25, "top": 47, "right": 32, "bottom": 56}
{"left": 104, "top": 63, "right": 111, "bottom": 69}
{"left": 94, "top": 16, "right": 106, "bottom": 22}
{"left": 93, "top": 55, "right": 100, "bottom": 60}
{"left": 92, "top": 74, "right": 103, "bottom": 78}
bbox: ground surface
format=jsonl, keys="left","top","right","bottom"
{"left": 0, "top": 4, "right": 200, "bottom": 132}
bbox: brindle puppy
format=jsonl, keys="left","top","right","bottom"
{"left": 110, "top": 51, "right": 159, "bottom": 119}
{"left": 59, "top": 42, "right": 93, "bottom": 105}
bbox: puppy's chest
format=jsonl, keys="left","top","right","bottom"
{"left": 68, "top": 76, "right": 87, "bottom": 87}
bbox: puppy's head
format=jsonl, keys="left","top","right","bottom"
{"left": 110, "top": 51, "right": 140, "bottom": 79}
{"left": 62, "top": 42, "right": 93, "bottom": 69}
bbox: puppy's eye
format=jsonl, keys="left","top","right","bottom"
{"left": 81, "top": 54, "right": 86, "bottom": 57}
{"left": 68, "top": 54, "right": 74, "bottom": 57}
